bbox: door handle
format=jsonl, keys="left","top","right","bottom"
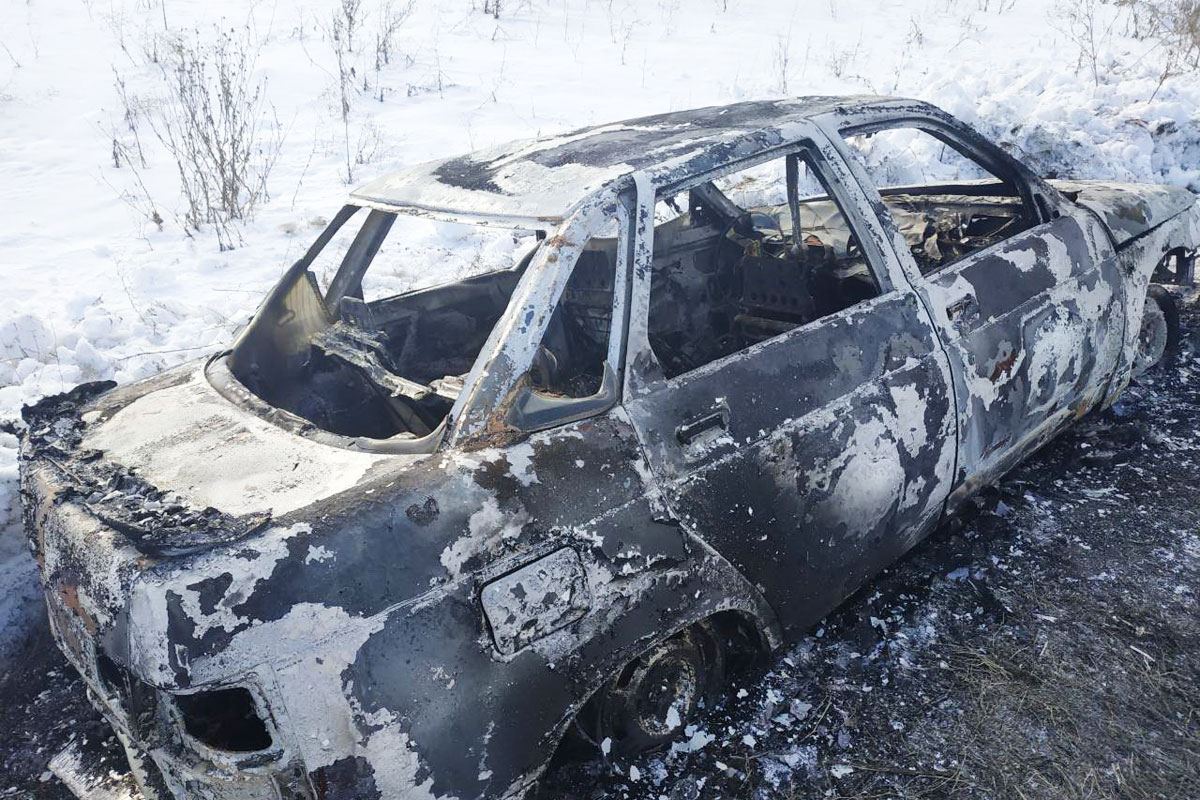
{"left": 946, "top": 292, "right": 981, "bottom": 334}
{"left": 676, "top": 409, "right": 728, "bottom": 446}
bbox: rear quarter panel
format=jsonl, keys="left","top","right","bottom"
{"left": 114, "top": 412, "right": 772, "bottom": 800}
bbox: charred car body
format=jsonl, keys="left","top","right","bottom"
{"left": 19, "top": 96, "right": 1200, "bottom": 800}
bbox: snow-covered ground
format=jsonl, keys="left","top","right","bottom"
{"left": 1, "top": 0, "right": 1197, "bottom": 647}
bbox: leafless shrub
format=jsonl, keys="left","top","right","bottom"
{"left": 773, "top": 36, "right": 791, "bottom": 95}
{"left": 828, "top": 45, "right": 857, "bottom": 79}
{"left": 322, "top": 0, "right": 417, "bottom": 180}
{"left": 433, "top": 38, "right": 446, "bottom": 97}
{"left": 101, "top": 70, "right": 163, "bottom": 231}
{"left": 658, "top": 0, "right": 681, "bottom": 37}
{"left": 1057, "top": 0, "right": 1197, "bottom": 96}
{"left": 353, "top": 118, "right": 386, "bottom": 170}
{"left": 952, "top": 10, "right": 984, "bottom": 49}
{"left": 907, "top": 17, "right": 925, "bottom": 46}
{"left": 330, "top": 9, "right": 357, "bottom": 183}
{"left": 337, "top": 0, "right": 365, "bottom": 52}
{"left": 1118, "top": 0, "right": 1200, "bottom": 97}
{"left": 0, "top": 39, "right": 20, "bottom": 68}
{"left": 110, "top": 69, "right": 150, "bottom": 169}
{"left": 375, "top": 0, "right": 416, "bottom": 67}
{"left": 605, "top": 1, "right": 638, "bottom": 66}
{"left": 147, "top": 26, "right": 283, "bottom": 250}
{"left": 614, "top": 18, "right": 635, "bottom": 65}
{"left": 373, "top": 0, "right": 416, "bottom": 101}
{"left": 1056, "top": 0, "right": 1119, "bottom": 85}
{"left": 104, "top": 144, "right": 161, "bottom": 232}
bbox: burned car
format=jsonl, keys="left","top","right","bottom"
{"left": 20, "top": 96, "right": 1200, "bottom": 800}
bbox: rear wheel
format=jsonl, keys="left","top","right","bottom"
{"left": 583, "top": 622, "right": 726, "bottom": 756}
{"left": 1133, "top": 285, "right": 1180, "bottom": 376}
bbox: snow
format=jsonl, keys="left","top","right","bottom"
{"left": 0, "top": 0, "right": 1197, "bottom": 665}
{"left": 665, "top": 703, "right": 682, "bottom": 731}
{"left": 681, "top": 725, "right": 715, "bottom": 752}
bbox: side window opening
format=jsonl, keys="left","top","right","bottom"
{"left": 506, "top": 218, "right": 624, "bottom": 433}
{"left": 530, "top": 230, "right": 619, "bottom": 399}
{"left": 840, "top": 125, "right": 1036, "bottom": 275}
{"left": 646, "top": 149, "right": 882, "bottom": 380}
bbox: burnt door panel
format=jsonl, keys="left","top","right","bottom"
{"left": 624, "top": 291, "right": 956, "bottom": 637}
{"left": 919, "top": 213, "right": 1124, "bottom": 491}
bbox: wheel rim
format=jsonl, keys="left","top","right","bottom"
{"left": 595, "top": 624, "right": 724, "bottom": 753}
{"left": 1134, "top": 298, "right": 1169, "bottom": 376}
{"left": 630, "top": 654, "right": 700, "bottom": 737}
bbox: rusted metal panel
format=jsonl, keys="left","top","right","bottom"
{"left": 481, "top": 548, "right": 591, "bottom": 656}
{"left": 623, "top": 290, "right": 956, "bottom": 637}
{"left": 919, "top": 212, "right": 1125, "bottom": 491}
{"left": 348, "top": 97, "right": 887, "bottom": 226}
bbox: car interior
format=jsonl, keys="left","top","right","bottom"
{"left": 638, "top": 183, "right": 880, "bottom": 379}
{"left": 229, "top": 141, "right": 1035, "bottom": 441}
{"left": 230, "top": 181, "right": 881, "bottom": 439}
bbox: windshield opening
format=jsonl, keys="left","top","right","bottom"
{"left": 226, "top": 207, "right": 543, "bottom": 445}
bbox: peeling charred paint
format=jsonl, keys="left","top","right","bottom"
{"left": 18, "top": 96, "right": 1200, "bottom": 800}
{"left": 480, "top": 547, "right": 591, "bottom": 655}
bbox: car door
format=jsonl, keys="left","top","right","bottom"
{"left": 620, "top": 140, "right": 957, "bottom": 639}
{"left": 832, "top": 116, "right": 1126, "bottom": 499}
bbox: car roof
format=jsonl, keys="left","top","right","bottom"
{"left": 349, "top": 95, "right": 907, "bottom": 226}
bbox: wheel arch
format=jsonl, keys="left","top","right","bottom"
{"left": 536, "top": 602, "right": 776, "bottom": 776}
{"left": 532, "top": 530, "right": 783, "bottom": 776}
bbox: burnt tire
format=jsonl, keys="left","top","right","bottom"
{"left": 589, "top": 622, "right": 726, "bottom": 756}
{"left": 1134, "top": 286, "right": 1180, "bottom": 377}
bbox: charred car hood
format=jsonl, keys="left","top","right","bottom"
{"left": 22, "top": 360, "right": 400, "bottom": 555}
{"left": 1049, "top": 179, "right": 1197, "bottom": 243}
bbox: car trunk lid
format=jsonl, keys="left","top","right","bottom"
{"left": 22, "top": 360, "right": 397, "bottom": 556}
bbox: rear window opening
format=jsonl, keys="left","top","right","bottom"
{"left": 528, "top": 221, "right": 620, "bottom": 401}
{"left": 227, "top": 208, "right": 541, "bottom": 443}
{"left": 174, "top": 687, "right": 273, "bottom": 753}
